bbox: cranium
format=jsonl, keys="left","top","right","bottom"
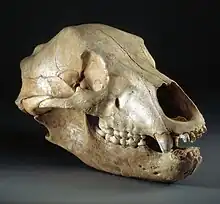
{"left": 15, "top": 24, "right": 207, "bottom": 183}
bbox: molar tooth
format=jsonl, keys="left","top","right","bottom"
{"left": 110, "top": 136, "right": 119, "bottom": 144}
{"left": 154, "top": 133, "right": 173, "bottom": 153}
{"left": 113, "top": 130, "right": 120, "bottom": 136}
{"left": 138, "top": 139, "right": 146, "bottom": 146}
{"left": 98, "top": 120, "right": 107, "bottom": 129}
{"left": 120, "top": 138, "right": 126, "bottom": 146}
{"left": 96, "top": 127, "right": 105, "bottom": 137}
{"left": 105, "top": 128, "right": 113, "bottom": 134}
{"left": 105, "top": 134, "right": 111, "bottom": 141}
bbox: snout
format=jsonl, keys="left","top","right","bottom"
{"left": 156, "top": 82, "right": 206, "bottom": 133}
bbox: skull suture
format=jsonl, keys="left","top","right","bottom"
{"left": 15, "top": 24, "right": 207, "bottom": 183}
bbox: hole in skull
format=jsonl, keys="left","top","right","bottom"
{"left": 145, "top": 136, "right": 162, "bottom": 152}
{"left": 157, "top": 82, "right": 194, "bottom": 121}
{"left": 86, "top": 114, "right": 99, "bottom": 128}
{"left": 115, "top": 98, "right": 120, "bottom": 109}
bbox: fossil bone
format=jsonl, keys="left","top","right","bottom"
{"left": 15, "top": 24, "right": 207, "bottom": 183}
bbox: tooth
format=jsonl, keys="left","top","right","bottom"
{"left": 175, "top": 137, "right": 180, "bottom": 147}
{"left": 119, "top": 131, "right": 126, "bottom": 137}
{"left": 133, "top": 134, "right": 141, "bottom": 142}
{"left": 141, "top": 135, "right": 146, "bottom": 139}
{"left": 105, "top": 134, "right": 111, "bottom": 141}
{"left": 110, "top": 136, "right": 119, "bottom": 144}
{"left": 190, "top": 132, "right": 196, "bottom": 142}
{"left": 202, "top": 125, "right": 207, "bottom": 132}
{"left": 96, "top": 127, "right": 105, "bottom": 137}
{"left": 154, "top": 133, "right": 173, "bottom": 153}
{"left": 138, "top": 139, "right": 146, "bottom": 146}
{"left": 99, "top": 120, "right": 107, "bottom": 129}
{"left": 113, "top": 130, "right": 120, "bottom": 136}
{"left": 127, "top": 132, "right": 133, "bottom": 138}
{"left": 179, "top": 133, "right": 190, "bottom": 143}
{"left": 126, "top": 138, "right": 135, "bottom": 146}
{"left": 105, "top": 128, "right": 113, "bottom": 134}
{"left": 132, "top": 127, "right": 139, "bottom": 134}
{"left": 120, "top": 138, "right": 126, "bottom": 146}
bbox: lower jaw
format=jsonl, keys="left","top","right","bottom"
{"left": 36, "top": 108, "right": 202, "bottom": 183}
{"left": 85, "top": 116, "right": 202, "bottom": 183}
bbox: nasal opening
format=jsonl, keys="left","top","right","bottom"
{"left": 156, "top": 82, "right": 195, "bottom": 121}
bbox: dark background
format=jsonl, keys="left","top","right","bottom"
{"left": 1, "top": 1, "right": 219, "bottom": 203}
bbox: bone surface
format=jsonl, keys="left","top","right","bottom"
{"left": 15, "top": 24, "right": 207, "bottom": 183}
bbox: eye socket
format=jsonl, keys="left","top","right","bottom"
{"left": 115, "top": 98, "right": 120, "bottom": 109}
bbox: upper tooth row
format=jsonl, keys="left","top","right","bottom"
{"left": 96, "top": 127, "right": 146, "bottom": 147}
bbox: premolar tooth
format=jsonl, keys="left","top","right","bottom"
{"left": 154, "top": 133, "right": 173, "bottom": 153}
{"left": 126, "top": 138, "right": 135, "bottom": 146}
{"left": 132, "top": 127, "right": 139, "bottom": 134}
{"left": 133, "top": 134, "right": 141, "bottom": 142}
{"left": 138, "top": 139, "right": 146, "bottom": 146}
{"left": 96, "top": 127, "right": 105, "bottom": 137}
{"left": 110, "top": 136, "right": 119, "bottom": 144}
{"left": 127, "top": 132, "right": 133, "bottom": 138}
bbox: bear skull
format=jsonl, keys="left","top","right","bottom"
{"left": 15, "top": 24, "right": 207, "bottom": 183}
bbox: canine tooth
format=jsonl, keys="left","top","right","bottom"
{"left": 96, "top": 127, "right": 105, "bottom": 136}
{"left": 120, "top": 138, "right": 126, "bottom": 146}
{"left": 110, "top": 136, "right": 119, "bottom": 144}
{"left": 105, "top": 134, "right": 111, "bottom": 141}
{"left": 202, "top": 125, "right": 207, "bottom": 132}
{"left": 179, "top": 133, "right": 190, "bottom": 143}
{"left": 154, "top": 133, "right": 173, "bottom": 153}
{"left": 138, "top": 139, "right": 146, "bottom": 146}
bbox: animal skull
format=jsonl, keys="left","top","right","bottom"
{"left": 15, "top": 24, "right": 207, "bottom": 183}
